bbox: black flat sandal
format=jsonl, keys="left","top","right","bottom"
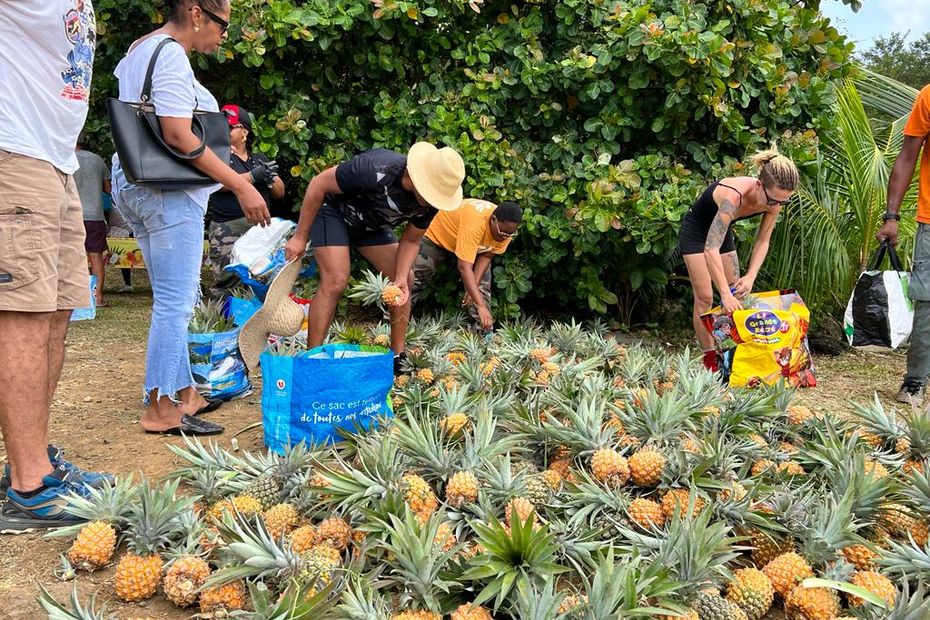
{"left": 144, "top": 414, "right": 224, "bottom": 436}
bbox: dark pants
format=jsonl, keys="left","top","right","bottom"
{"left": 411, "top": 238, "right": 491, "bottom": 322}
{"left": 907, "top": 223, "right": 930, "bottom": 383}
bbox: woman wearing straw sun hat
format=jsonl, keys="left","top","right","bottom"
{"left": 284, "top": 142, "right": 465, "bottom": 373}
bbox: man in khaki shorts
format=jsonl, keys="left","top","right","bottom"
{"left": 0, "top": 1, "right": 112, "bottom": 532}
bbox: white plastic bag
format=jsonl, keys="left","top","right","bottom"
{"left": 229, "top": 217, "right": 296, "bottom": 278}
{"left": 843, "top": 243, "right": 913, "bottom": 351}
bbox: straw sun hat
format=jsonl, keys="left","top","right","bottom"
{"left": 406, "top": 142, "right": 465, "bottom": 212}
{"left": 239, "top": 259, "right": 305, "bottom": 372}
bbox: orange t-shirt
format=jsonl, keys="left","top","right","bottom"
{"left": 904, "top": 85, "right": 930, "bottom": 224}
{"left": 425, "top": 198, "right": 512, "bottom": 263}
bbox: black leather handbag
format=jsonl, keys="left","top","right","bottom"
{"left": 106, "top": 37, "right": 230, "bottom": 190}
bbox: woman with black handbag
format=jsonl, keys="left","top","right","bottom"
{"left": 110, "top": 0, "right": 268, "bottom": 435}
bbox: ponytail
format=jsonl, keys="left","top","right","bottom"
{"left": 749, "top": 145, "right": 799, "bottom": 191}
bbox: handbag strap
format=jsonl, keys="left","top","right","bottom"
{"left": 139, "top": 36, "right": 208, "bottom": 160}
{"left": 869, "top": 241, "right": 905, "bottom": 272}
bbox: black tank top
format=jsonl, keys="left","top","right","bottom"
{"left": 687, "top": 181, "right": 761, "bottom": 231}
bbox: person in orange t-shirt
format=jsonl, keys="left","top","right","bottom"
{"left": 411, "top": 199, "right": 522, "bottom": 330}
{"left": 877, "top": 85, "right": 930, "bottom": 404}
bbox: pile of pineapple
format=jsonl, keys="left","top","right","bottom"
{"left": 39, "top": 318, "right": 930, "bottom": 619}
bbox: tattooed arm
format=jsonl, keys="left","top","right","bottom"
{"left": 703, "top": 190, "right": 742, "bottom": 312}
{"left": 733, "top": 207, "right": 780, "bottom": 298}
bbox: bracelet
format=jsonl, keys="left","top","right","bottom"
{"left": 883, "top": 212, "right": 900, "bottom": 221}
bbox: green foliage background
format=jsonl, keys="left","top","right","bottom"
{"left": 88, "top": 0, "right": 854, "bottom": 320}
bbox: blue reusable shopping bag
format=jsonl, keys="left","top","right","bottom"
{"left": 224, "top": 295, "right": 263, "bottom": 327}
{"left": 188, "top": 328, "right": 252, "bottom": 400}
{"left": 260, "top": 344, "right": 394, "bottom": 454}
{"left": 70, "top": 275, "right": 97, "bottom": 322}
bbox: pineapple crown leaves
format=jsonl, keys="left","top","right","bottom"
{"left": 620, "top": 390, "right": 699, "bottom": 448}
{"left": 189, "top": 297, "right": 236, "bottom": 334}
{"left": 545, "top": 516, "right": 605, "bottom": 577}
{"left": 477, "top": 454, "right": 533, "bottom": 507}
{"left": 123, "top": 478, "right": 195, "bottom": 556}
{"left": 902, "top": 462, "right": 930, "bottom": 513}
{"left": 459, "top": 405, "right": 524, "bottom": 472}
{"left": 229, "top": 578, "right": 343, "bottom": 620}
{"left": 794, "top": 487, "right": 866, "bottom": 569}
{"left": 511, "top": 578, "right": 568, "bottom": 620}
{"left": 880, "top": 537, "right": 930, "bottom": 582}
{"left": 173, "top": 463, "right": 239, "bottom": 505}
{"left": 44, "top": 474, "right": 138, "bottom": 539}
{"left": 208, "top": 510, "right": 305, "bottom": 588}
{"left": 335, "top": 573, "right": 391, "bottom": 620}
{"left": 374, "top": 510, "right": 462, "bottom": 612}
{"left": 390, "top": 408, "right": 459, "bottom": 483}
{"left": 561, "top": 469, "right": 628, "bottom": 534}
{"left": 541, "top": 392, "right": 618, "bottom": 454}
{"left": 167, "top": 434, "right": 249, "bottom": 478}
{"left": 240, "top": 441, "right": 318, "bottom": 487}
{"left": 579, "top": 549, "right": 685, "bottom": 620}
{"left": 346, "top": 269, "right": 397, "bottom": 310}
{"left": 618, "top": 501, "right": 742, "bottom": 598}
{"left": 875, "top": 577, "right": 930, "bottom": 620}
{"left": 852, "top": 394, "right": 907, "bottom": 445}
{"left": 164, "top": 509, "right": 210, "bottom": 562}
{"left": 902, "top": 409, "right": 930, "bottom": 457}
{"left": 37, "top": 585, "right": 116, "bottom": 620}
{"left": 462, "top": 511, "right": 567, "bottom": 611}
{"left": 721, "top": 383, "right": 787, "bottom": 427}
{"left": 266, "top": 334, "right": 308, "bottom": 356}
{"left": 331, "top": 321, "right": 370, "bottom": 346}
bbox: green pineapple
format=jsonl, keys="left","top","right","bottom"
{"left": 244, "top": 474, "right": 283, "bottom": 511}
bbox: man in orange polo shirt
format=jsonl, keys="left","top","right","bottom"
{"left": 877, "top": 85, "right": 930, "bottom": 404}
{"left": 411, "top": 199, "right": 522, "bottom": 330}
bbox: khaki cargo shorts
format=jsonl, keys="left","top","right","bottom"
{"left": 0, "top": 148, "right": 88, "bottom": 312}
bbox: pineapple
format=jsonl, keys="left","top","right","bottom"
{"left": 403, "top": 473, "right": 439, "bottom": 516}
{"left": 783, "top": 585, "right": 840, "bottom": 620}
{"left": 348, "top": 269, "right": 404, "bottom": 309}
{"left": 446, "top": 471, "right": 480, "bottom": 508}
{"left": 68, "top": 521, "right": 117, "bottom": 572}
{"left": 725, "top": 568, "right": 774, "bottom": 620}
{"left": 316, "top": 516, "right": 352, "bottom": 550}
{"left": 113, "top": 480, "right": 191, "bottom": 602}
{"left": 382, "top": 283, "right": 404, "bottom": 307}
{"left": 391, "top": 612, "right": 441, "bottom": 620}
{"left": 777, "top": 461, "right": 805, "bottom": 476}
{"left": 290, "top": 524, "right": 318, "bottom": 554}
{"left": 505, "top": 496, "right": 537, "bottom": 525}
{"left": 163, "top": 555, "right": 211, "bottom": 608}
{"left": 557, "top": 593, "right": 587, "bottom": 614}
{"left": 242, "top": 474, "right": 283, "bottom": 511}
{"left": 450, "top": 603, "right": 493, "bottom": 620}
{"left": 786, "top": 405, "right": 815, "bottom": 425}
{"left": 199, "top": 580, "right": 248, "bottom": 614}
{"left": 628, "top": 497, "right": 666, "bottom": 530}
{"left": 661, "top": 488, "right": 706, "bottom": 519}
{"left": 301, "top": 543, "right": 342, "bottom": 586}
{"left": 439, "top": 412, "right": 471, "bottom": 438}
{"left": 524, "top": 473, "right": 551, "bottom": 504}
{"left": 762, "top": 552, "right": 813, "bottom": 599}
{"left": 590, "top": 448, "right": 630, "bottom": 488}
{"left": 629, "top": 447, "right": 667, "bottom": 486}
{"left": 433, "top": 521, "right": 457, "bottom": 552}
{"left": 693, "top": 591, "right": 748, "bottom": 620}
{"left": 841, "top": 543, "right": 879, "bottom": 571}
{"left": 848, "top": 570, "right": 896, "bottom": 607}
{"left": 540, "top": 468, "right": 563, "bottom": 491}
{"left": 750, "top": 459, "right": 775, "bottom": 476}
{"left": 208, "top": 494, "right": 262, "bottom": 523}
{"left": 263, "top": 502, "right": 300, "bottom": 539}
{"left": 749, "top": 530, "right": 793, "bottom": 568}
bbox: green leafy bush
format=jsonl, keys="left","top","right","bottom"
{"left": 89, "top": 0, "right": 854, "bottom": 319}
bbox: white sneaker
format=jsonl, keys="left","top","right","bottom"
{"left": 118, "top": 285, "right": 133, "bottom": 293}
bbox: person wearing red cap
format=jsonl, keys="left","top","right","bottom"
{"left": 206, "top": 104, "right": 284, "bottom": 298}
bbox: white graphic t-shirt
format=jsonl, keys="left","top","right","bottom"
{"left": 0, "top": 0, "right": 96, "bottom": 174}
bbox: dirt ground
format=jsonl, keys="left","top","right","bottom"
{"left": 0, "top": 267, "right": 912, "bottom": 619}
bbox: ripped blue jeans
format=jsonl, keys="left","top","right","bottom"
{"left": 112, "top": 167, "right": 206, "bottom": 404}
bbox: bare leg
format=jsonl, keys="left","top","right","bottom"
{"left": 87, "top": 252, "right": 106, "bottom": 305}
{"left": 683, "top": 254, "right": 716, "bottom": 351}
{"left": 177, "top": 385, "right": 208, "bottom": 415}
{"left": 47, "top": 310, "right": 71, "bottom": 408}
{"left": 0, "top": 311, "right": 56, "bottom": 492}
{"left": 307, "top": 246, "right": 351, "bottom": 348}
{"left": 357, "top": 243, "right": 408, "bottom": 354}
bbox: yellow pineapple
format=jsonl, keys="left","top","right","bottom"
{"left": 289, "top": 524, "right": 318, "bottom": 554}
{"left": 415, "top": 368, "right": 435, "bottom": 385}
{"left": 557, "top": 593, "right": 587, "bottom": 614}
{"left": 863, "top": 458, "right": 889, "bottom": 479}
{"left": 208, "top": 494, "right": 263, "bottom": 523}
{"left": 199, "top": 580, "right": 248, "bottom": 614}
{"left": 163, "top": 555, "right": 210, "bottom": 608}
{"left": 447, "top": 351, "right": 467, "bottom": 366}
{"left": 590, "top": 448, "right": 630, "bottom": 487}
{"left": 391, "top": 611, "right": 441, "bottom": 620}
{"left": 372, "top": 333, "right": 392, "bottom": 348}
{"left": 445, "top": 471, "right": 480, "bottom": 508}
{"left": 628, "top": 448, "right": 666, "bottom": 486}
{"left": 786, "top": 405, "right": 815, "bottom": 425}
{"left": 540, "top": 468, "right": 563, "bottom": 491}
{"left": 661, "top": 488, "right": 706, "bottom": 519}
{"left": 450, "top": 603, "right": 493, "bottom": 620}
{"left": 263, "top": 502, "right": 300, "bottom": 539}
{"left": 114, "top": 481, "right": 190, "bottom": 602}
{"left": 628, "top": 498, "right": 666, "bottom": 530}
{"left": 530, "top": 347, "right": 552, "bottom": 363}
{"left": 748, "top": 433, "right": 767, "bottom": 448}
{"left": 784, "top": 585, "right": 839, "bottom": 620}
{"left": 777, "top": 461, "right": 805, "bottom": 476}
{"left": 439, "top": 412, "right": 471, "bottom": 438}
{"left": 681, "top": 437, "right": 702, "bottom": 454}
{"left": 762, "top": 552, "right": 814, "bottom": 599}
{"left": 403, "top": 473, "right": 439, "bottom": 516}
{"left": 68, "top": 521, "right": 117, "bottom": 572}
{"left": 848, "top": 570, "right": 896, "bottom": 607}
{"left": 749, "top": 531, "right": 794, "bottom": 568}
{"left": 316, "top": 516, "right": 352, "bottom": 550}
{"left": 505, "top": 496, "right": 536, "bottom": 525}
{"left": 750, "top": 459, "right": 775, "bottom": 476}
{"left": 301, "top": 543, "right": 342, "bottom": 586}
{"left": 718, "top": 481, "right": 748, "bottom": 503}
{"left": 726, "top": 568, "right": 774, "bottom": 620}
{"left": 433, "top": 522, "right": 457, "bottom": 552}
{"left": 841, "top": 544, "right": 878, "bottom": 571}
{"left": 382, "top": 283, "right": 404, "bottom": 307}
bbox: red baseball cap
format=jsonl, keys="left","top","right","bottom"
{"left": 222, "top": 104, "right": 252, "bottom": 131}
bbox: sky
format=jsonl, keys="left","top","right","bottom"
{"left": 820, "top": 0, "right": 930, "bottom": 47}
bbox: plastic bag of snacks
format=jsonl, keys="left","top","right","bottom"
{"left": 701, "top": 289, "right": 816, "bottom": 388}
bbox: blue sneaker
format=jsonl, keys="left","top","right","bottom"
{"left": 0, "top": 464, "right": 95, "bottom": 533}
{"left": 0, "top": 445, "right": 113, "bottom": 497}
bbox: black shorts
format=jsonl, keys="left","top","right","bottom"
{"left": 310, "top": 203, "right": 396, "bottom": 248}
{"left": 678, "top": 213, "right": 736, "bottom": 255}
